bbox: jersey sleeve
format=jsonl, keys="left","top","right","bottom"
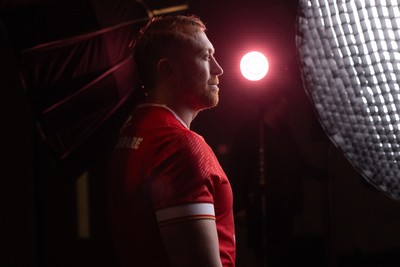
{"left": 149, "top": 129, "right": 224, "bottom": 224}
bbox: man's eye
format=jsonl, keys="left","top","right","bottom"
{"left": 203, "top": 54, "right": 211, "bottom": 60}
{"left": 204, "top": 54, "right": 215, "bottom": 61}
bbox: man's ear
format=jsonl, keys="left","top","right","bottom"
{"left": 157, "top": 58, "right": 175, "bottom": 78}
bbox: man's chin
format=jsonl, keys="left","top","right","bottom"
{"left": 199, "top": 97, "right": 219, "bottom": 111}
{"left": 206, "top": 99, "right": 219, "bottom": 110}
{"left": 208, "top": 93, "right": 219, "bottom": 107}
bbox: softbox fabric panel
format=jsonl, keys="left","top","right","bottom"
{"left": 296, "top": 0, "right": 400, "bottom": 200}
{"left": 0, "top": 0, "right": 149, "bottom": 178}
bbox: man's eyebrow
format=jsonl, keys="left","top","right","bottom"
{"left": 206, "top": 48, "right": 215, "bottom": 54}
{"left": 197, "top": 48, "right": 215, "bottom": 55}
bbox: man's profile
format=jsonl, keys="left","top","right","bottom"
{"left": 106, "top": 15, "right": 236, "bottom": 267}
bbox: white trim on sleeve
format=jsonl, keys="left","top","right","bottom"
{"left": 156, "top": 203, "right": 215, "bottom": 226}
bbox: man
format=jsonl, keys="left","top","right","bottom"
{"left": 107, "top": 15, "right": 236, "bottom": 267}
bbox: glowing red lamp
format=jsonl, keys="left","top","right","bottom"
{"left": 240, "top": 51, "right": 269, "bottom": 81}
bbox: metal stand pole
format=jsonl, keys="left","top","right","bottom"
{"left": 259, "top": 118, "right": 268, "bottom": 267}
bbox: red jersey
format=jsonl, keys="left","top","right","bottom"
{"left": 107, "top": 104, "right": 236, "bottom": 267}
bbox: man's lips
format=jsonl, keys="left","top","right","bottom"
{"left": 209, "top": 79, "right": 219, "bottom": 88}
{"left": 209, "top": 84, "right": 219, "bottom": 90}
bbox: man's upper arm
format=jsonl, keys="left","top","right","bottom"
{"left": 156, "top": 203, "right": 222, "bottom": 267}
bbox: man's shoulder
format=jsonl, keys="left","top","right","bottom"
{"left": 174, "top": 129, "right": 206, "bottom": 146}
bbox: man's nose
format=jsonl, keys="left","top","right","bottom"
{"left": 212, "top": 58, "right": 224, "bottom": 76}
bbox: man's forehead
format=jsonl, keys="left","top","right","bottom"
{"left": 187, "top": 31, "right": 215, "bottom": 53}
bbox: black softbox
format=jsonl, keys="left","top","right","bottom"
{"left": 0, "top": 0, "right": 151, "bottom": 178}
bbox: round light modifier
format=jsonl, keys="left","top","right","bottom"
{"left": 240, "top": 51, "right": 269, "bottom": 81}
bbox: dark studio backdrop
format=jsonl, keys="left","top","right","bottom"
{"left": 1, "top": 1, "right": 400, "bottom": 267}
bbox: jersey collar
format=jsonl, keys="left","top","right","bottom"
{"left": 136, "top": 103, "right": 189, "bottom": 129}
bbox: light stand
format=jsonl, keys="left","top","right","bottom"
{"left": 258, "top": 113, "right": 268, "bottom": 267}
{"left": 240, "top": 51, "right": 269, "bottom": 267}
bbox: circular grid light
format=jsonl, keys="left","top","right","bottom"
{"left": 296, "top": 0, "right": 400, "bottom": 200}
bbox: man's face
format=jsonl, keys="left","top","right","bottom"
{"left": 172, "top": 31, "right": 224, "bottom": 111}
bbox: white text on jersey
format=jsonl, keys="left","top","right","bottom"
{"left": 116, "top": 136, "right": 143, "bottom": 149}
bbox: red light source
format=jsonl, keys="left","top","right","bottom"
{"left": 240, "top": 51, "right": 269, "bottom": 81}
